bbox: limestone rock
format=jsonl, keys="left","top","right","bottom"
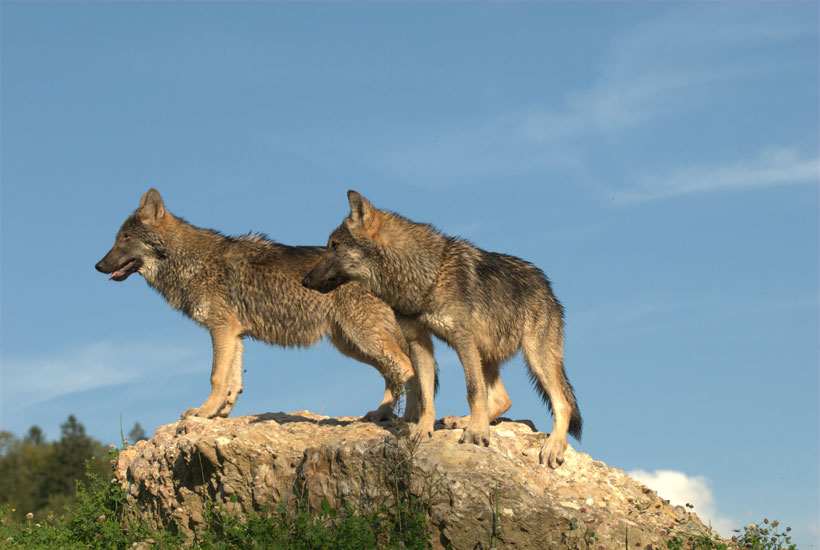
{"left": 116, "top": 411, "right": 711, "bottom": 549}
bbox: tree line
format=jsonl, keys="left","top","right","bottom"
{"left": 0, "top": 415, "right": 147, "bottom": 522}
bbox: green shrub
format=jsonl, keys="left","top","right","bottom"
{"left": 0, "top": 439, "right": 432, "bottom": 550}
{"left": 667, "top": 518, "right": 797, "bottom": 550}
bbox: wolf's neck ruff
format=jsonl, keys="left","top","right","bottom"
{"left": 139, "top": 216, "right": 206, "bottom": 297}
{"left": 353, "top": 213, "right": 446, "bottom": 317}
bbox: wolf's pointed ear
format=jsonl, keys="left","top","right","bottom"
{"left": 347, "top": 190, "right": 375, "bottom": 229}
{"left": 138, "top": 188, "right": 166, "bottom": 225}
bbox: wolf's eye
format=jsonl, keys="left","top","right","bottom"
{"left": 122, "top": 233, "right": 131, "bottom": 241}
{"left": 330, "top": 241, "right": 339, "bottom": 250}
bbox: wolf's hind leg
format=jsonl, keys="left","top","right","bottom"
{"left": 522, "top": 317, "right": 580, "bottom": 469}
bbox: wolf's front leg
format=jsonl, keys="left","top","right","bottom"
{"left": 182, "top": 323, "right": 243, "bottom": 419}
{"left": 453, "top": 337, "right": 491, "bottom": 447}
{"left": 407, "top": 333, "right": 436, "bottom": 441}
{"left": 214, "top": 337, "right": 244, "bottom": 417}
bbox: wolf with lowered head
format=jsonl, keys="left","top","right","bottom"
{"left": 303, "top": 191, "right": 582, "bottom": 468}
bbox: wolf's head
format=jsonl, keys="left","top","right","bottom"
{"left": 302, "top": 190, "right": 383, "bottom": 294}
{"left": 95, "top": 188, "right": 168, "bottom": 282}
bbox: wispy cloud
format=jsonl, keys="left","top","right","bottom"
{"left": 629, "top": 469, "right": 734, "bottom": 535}
{"left": 1, "top": 340, "right": 206, "bottom": 410}
{"left": 569, "top": 296, "right": 702, "bottom": 340}
{"left": 568, "top": 5, "right": 813, "bottom": 137}
{"left": 571, "top": 290, "right": 818, "bottom": 340}
{"left": 615, "top": 147, "right": 819, "bottom": 203}
{"left": 361, "top": 6, "right": 813, "bottom": 188}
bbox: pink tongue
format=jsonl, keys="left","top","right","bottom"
{"left": 109, "top": 261, "right": 134, "bottom": 279}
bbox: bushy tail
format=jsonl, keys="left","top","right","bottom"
{"left": 562, "top": 365, "right": 583, "bottom": 440}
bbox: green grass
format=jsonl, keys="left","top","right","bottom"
{"left": 192, "top": 496, "right": 429, "bottom": 550}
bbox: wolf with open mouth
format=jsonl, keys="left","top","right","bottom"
{"left": 95, "top": 189, "right": 429, "bottom": 423}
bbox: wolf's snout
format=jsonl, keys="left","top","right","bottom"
{"left": 302, "top": 270, "right": 329, "bottom": 293}
{"left": 302, "top": 265, "right": 348, "bottom": 294}
{"left": 95, "top": 253, "right": 140, "bottom": 281}
{"left": 301, "top": 273, "right": 315, "bottom": 289}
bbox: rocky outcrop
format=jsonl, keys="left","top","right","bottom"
{"left": 116, "top": 411, "right": 710, "bottom": 549}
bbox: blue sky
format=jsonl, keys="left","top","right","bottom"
{"left": 1, "top": 2, "right": 817, "bottom": 546}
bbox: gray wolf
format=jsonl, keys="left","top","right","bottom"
{"left": 95, "top": 189, "right": 420, "bottom": 422}
{"left": 302, "top": 190, "right": 581, "bottom": 468}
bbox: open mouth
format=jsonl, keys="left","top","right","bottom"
{"left": 110, "top": 259, "right": 141, "bottom": 281}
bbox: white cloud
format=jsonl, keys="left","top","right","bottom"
{"left": 629, "top": 469, "right": 734, "bottom": 536}
{"left": 616, "top": 147, "right": 818, "bottom": 203}
{"left": 0, "top": 340, "right": 206, "bottom": 410}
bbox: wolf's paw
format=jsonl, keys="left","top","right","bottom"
{"left": 181, "top": 407, "right": 217, "bottom": 420}
{"left": 540, "top": 434, "right": 567, "bottom": 469}
{"left": 441, "top": 415, "right": 470, "bottom": 430}
{"left": 408, "top": 421, "right": 434, "bottom": 442}
{"left": 459, "top": 427, "right": 490, "bottom": 447}
{"left": 214, "top": 402, "right": 235, "bottom": 418}
{"left": 363, "top": 404, "right": 395, "bottom": 423}
{"left": 181, "top": 407, "right": 204, "bottom": 419}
